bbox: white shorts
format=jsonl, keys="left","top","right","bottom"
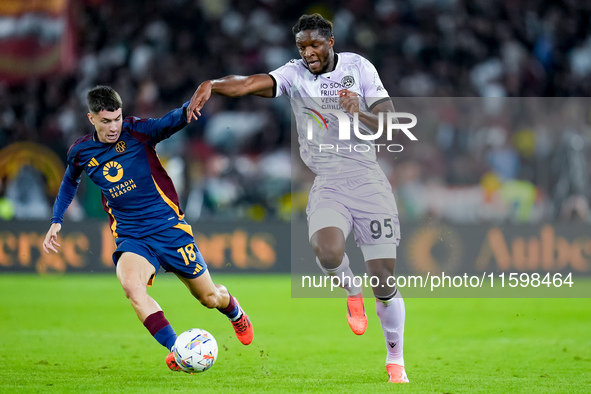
{"left": 307, "top": 168, "right": 400, "bottom": 259}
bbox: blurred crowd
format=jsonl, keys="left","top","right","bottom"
{"left": 382, "top": 97, "right": 591, "bottom": 223}
{"left": 1, "top": 0, "right": 590, "bottom": 223}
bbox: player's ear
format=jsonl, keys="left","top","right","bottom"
{"left": 328, "top": 36, "right": 334, "bottom": 48}
{"left": 87, "top": 112, "right": 95, "bottom": 126}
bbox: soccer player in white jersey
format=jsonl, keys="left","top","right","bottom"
{"left": 187, "top": 13, "right": 408, "bottom": 383}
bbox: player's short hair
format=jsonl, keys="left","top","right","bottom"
{"left": 292, "top": 13, "right": 333, "bottom": 39}
{"left": 87, "top": 85, "right": 122, "bottom": 114}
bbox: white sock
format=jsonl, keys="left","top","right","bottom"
{"left": 315, "top": 254, "right": 361, "bottom": 296}
{"left": 376, "top": 290, "right": 405, "bottom": 366}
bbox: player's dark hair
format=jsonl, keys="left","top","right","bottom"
{"left": 292, "top": 13, "right": 333, "bottom": 39}
{"left": 87, "top": 85, "right": 122, "bottom": 114}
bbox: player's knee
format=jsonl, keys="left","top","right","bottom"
{"left": 314, "top": 244, "right": 344, "bottom": 268}
{"left": 120, "top": 279, "right": 144, "bottom": 302}
{"left": 198, "top": 292, "right": 220, "bottom": 309}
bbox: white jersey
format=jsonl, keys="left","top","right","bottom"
{"left": 270, "top": 52, "right": 391, "bottom": 177}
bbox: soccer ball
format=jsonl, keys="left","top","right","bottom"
{"left": 172, "top": 328, "right": 218, "bottom": 373}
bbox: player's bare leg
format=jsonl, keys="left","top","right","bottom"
{"left": 176, "top": 269, "right": 229, "bottom": 309}
{"left": 365, "top": 258, "right": 408, "bottom": 383}
{"left": 177, "top": 270, "right": 253, "bottom": 345}
{"left": 311, "top": 227, "right": 367, "bottom": 334}
{"left": 116, "top": 252, "right": 178, "bottom": 354}
{"left": 116, "top": 252, "right": 161, "bottom": 321}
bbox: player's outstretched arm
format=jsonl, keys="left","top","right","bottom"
{"left": 43, "top": 223, "right": 62, "bottom": 254}
{"left": 187, "top": 74, "right": 274, "bottom": 123}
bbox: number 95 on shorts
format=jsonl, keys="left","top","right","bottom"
{"left": 354, "top": 215, "right": 401, "bottom": 246}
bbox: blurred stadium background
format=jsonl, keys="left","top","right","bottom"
{"left": 1, "top": 0, "right": 591, "bottom": 282}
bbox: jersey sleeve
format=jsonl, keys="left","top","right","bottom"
{"left": 269, "top": 60, "right": 298, "bottom": 98}
{"left": 50, "top": 153, "right": 84, "bottom": 224}
{"left": 124, "top": 101, "right": 190, "bottom": 145}
{"left": 359, "top": 58, "right": 391, "bottom": 112}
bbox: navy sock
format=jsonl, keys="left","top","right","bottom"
{"left": 143, "top": 311, "right": 177, "bottom": 351}
{"left": 218, "top": 294, "right": 241, "bottom": 321}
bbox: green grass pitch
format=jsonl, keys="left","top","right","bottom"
{"left": 1, "top": 274, "right": 590, "bottom": 393}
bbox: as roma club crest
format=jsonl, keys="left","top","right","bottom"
{"left": 115, "top": 141, "right": 127, "bottom": 153}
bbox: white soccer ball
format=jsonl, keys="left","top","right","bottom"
{"left": 173, "top": 328, "right": 218, "bottom": 373}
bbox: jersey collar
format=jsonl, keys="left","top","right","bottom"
{"left": 332, "top": 53, "right": 339, "bottom": 71}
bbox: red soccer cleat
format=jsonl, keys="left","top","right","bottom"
{"left": 166, "top": 351, "right": 193, "bottom": 374}
{"left": 387, "top": 364, "right": 409, "bottom": 383}
{"left": 346, "top": 295, "right": 367, "bottom": 335}
{"left": 231, "top": 298, "right": 253, "bottom": 345}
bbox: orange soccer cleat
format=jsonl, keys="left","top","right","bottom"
{"left": 166, "top": 351, "right": 193, "bottom": 374}
{"left": 346, "top": 295, "right": 367, "bottom": 335}
{"left": 386, "top": 364, "right": 409, "bottom": 383}
{"left": 231, "top": 298, "right": 254, "bottom": 345}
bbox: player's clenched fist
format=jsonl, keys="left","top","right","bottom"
{"left": 338, "top": 89, "right": 360, "bottom": 115}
